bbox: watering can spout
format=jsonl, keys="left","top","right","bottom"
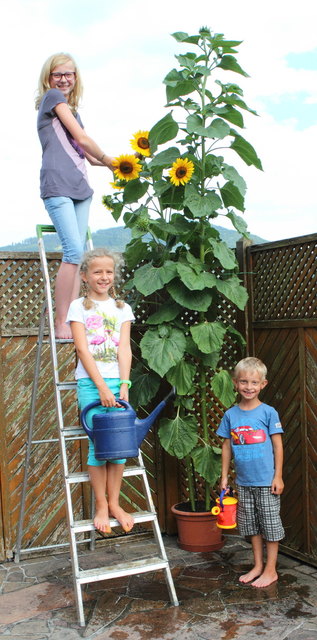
{"left": 135, "top": 386, "right": 176, "bottom": 447}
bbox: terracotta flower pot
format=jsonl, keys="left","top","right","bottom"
{"left": 171, "top": 502, "right": 224, "bottom": 552}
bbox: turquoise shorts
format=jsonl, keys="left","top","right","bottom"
{"left": 77, "top": 378, "right": 126, "bottom": 467}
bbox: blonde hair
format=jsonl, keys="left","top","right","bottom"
{"left": 79, "top": 248, "right": 125, "bottom": 310}
{"left": 35, "top": 52, "right": 83, "bottom": 112}
{"left": 233, "top": 357, "right": 267, "bottom": 382}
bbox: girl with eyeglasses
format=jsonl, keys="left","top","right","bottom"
{"left": 36, "top": 53, "right": 114, "bottom": 339}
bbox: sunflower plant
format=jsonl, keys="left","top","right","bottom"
{"left": 103, "top": 27, "right": 262, "bottom": 512}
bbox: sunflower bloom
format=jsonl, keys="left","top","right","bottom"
{"left": 130, "top": 130, "right": 151, "bottom": 156}
{"left": 169, "top": 158, "right": 194, "bottom": 186}
{"left": 113, "top": 154, "right": 142, "bottom": 181}
{"left": 110, "top": 181, "right": 124, "bottom": 190}
{"left": 102, "top": 195, "right": 114, "bottom": 211}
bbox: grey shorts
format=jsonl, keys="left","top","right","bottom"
{"left": 237, "top": 486, "right": 285, "bottom": 542}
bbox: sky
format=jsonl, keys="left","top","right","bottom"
{"left": 1, "top": 0, "right": 317, "bottom": 246}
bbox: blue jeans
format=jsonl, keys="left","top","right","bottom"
{"left": 44, "top": 195, "right": 92, "bottom": 264}
{"left": 77, "top": 378, "right": 126, "bottom": 467}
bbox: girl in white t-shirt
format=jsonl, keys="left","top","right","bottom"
{"left": 67, "top": 248, "right": 135, "bottom": 533}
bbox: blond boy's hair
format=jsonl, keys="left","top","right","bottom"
{"left": 233, "top": 357, "right": 267, "bottom": 381}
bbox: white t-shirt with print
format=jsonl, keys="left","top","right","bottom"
{"left": 66, "top": 296, "right": 135, "bottom": 379}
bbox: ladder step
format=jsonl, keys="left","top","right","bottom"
{"left": 57, "top": 382, "right": 77, "bottom": 391}
{"left": 77, "top": 556, "right": 169, "bottom": 585}
{"left": 67, "top": 465, "right": 145, "bottom": 484}
{"left": 42, "top": 338, "right": 74, "bottom": 344}
{"left": 72, "top": 510, "right": 156, "bottom": 533}
{"left": 61, "top": 427, "right": 86, "bottom": 438}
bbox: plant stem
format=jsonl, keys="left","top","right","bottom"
{"left": 185, "top": 455, "right": 196, "bottom": 511}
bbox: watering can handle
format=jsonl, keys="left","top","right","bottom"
{"left": 80, "top": 398, "right": 130, "bottom": 436}
{"left": 219, "top": 489, "right": 227, "bottom": 511}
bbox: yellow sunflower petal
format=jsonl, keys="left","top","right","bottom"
{"left": 130, "top": 130, "right": 151, "bottom": 157}
{"left": 169, "top": 158, "right": 194, "bottom": 187}
{"left": 113, "top": 154, "right": 142, "bottom": 181}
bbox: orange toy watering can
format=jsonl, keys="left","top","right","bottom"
{"left": 211, "top": 489, "right": 238, "bottom": 529}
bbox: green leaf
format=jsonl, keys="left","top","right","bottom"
{"left": 130, "top": 365, "right": 161, "bottom": 407}
{"left": 227, "top": 211, "right": 249, "bottom": 237}
{"left": 123, "top": 179, "right": 148, "bottom": 204}
{"left": 109, "top": 202, "right": 123, "bottom": 223}
{"left": 190, "top": 322, "right": 227, "bottom": 353}
{"left": 231, "top": 134, "right": 263, "bottom": 170}
{"left": 214, "top": 276, "right": 248, "bottom": 310}
{"left": 176, "top": 263, "right": 206, "bottom": 290}
{"left": 148, "top": 147, "right": 180, "bottom": 169}
{"left": 134, "top": 261, "right": 177, "bottom": 295}
{"left": 186, "top": 337, "right": 221, "bottom": 368}
{"left": 153, "top": 179, "right": 171, "bottom": 197}
{"left": 191, "top": 445, "right": 222, "bottom": 485}
{"left": 140, "top": 326, "right": 186, "bottom": 377}
{"left": 171, "top": 31, "right": 200, "bottom": 44}
{"left": 217, "top": 105, "right": 244, "bottom": 128}
{"left": 184, "top": 184, "right": 222, "bottom": 217}
{"left": 124, "top": 238, "right": 149, "bottom": 269}
{"left": 208, "top": 239, "right": 237, "bottom": 269}
{"left": 211, "top": 370, "right": 236, "bottom": 407}
{"left": 159, "top": 413, "right": 198, "bottom": 458}
{"left": 168, "top": 280, "right": 213, "bottom": 311}
{"left": 221, "top": 181, "right": 245, "bottom": 212}
{"left": 149, "top": 112, "right": 179, "bottom": 151}
{"left": 222, "top": 164, "right": 246, "bottom": 196}
{"left": 187, "top": 115, "right": 230, "bottom": 139}
{"left": 166, "top": 80, "right": 196, "bottom": 102}
{"left": 218, "top": 54, "right": 249, "bottom": 77}
{"left": 166, "top": 360, "right": 197, "bottom": 395}
{"left": 147, "top": 302, "right": 181, "bottom": 324}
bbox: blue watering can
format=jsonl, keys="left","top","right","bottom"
{"left": 81, "top": 387, "right": 175, "bottom": 460}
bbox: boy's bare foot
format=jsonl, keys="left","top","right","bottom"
{"left": 55, "top": 322, "right": 73, "bottom": 340}
{"left": 239, "top": 567, "right": 263, "bottom": 584}
{"left": 252, "top": 571, "right": 278, "bottom": 588}
{"left": 110, "top": 505, "right": 134, "bottom": 532}
{"left": 94, "top": 505, "right": 112, "bottom": 534}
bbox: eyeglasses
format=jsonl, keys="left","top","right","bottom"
{"left": 50, "top": 72, "right": 76, "bottom": 80}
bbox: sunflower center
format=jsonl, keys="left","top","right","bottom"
{"left": 119, "top": 161, "right": 133, "bottom": 174}
{"left": 138, "top": 137, "right": 150, "bottom": 149}
{"left": 176, "top": 167, "right": 187, "bottom": 178}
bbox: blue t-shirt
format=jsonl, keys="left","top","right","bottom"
{"left": 37, "top": 88, "right": 93, "bottom": 200}
{"left": 216, "top": 403, "right": 283, "bottom": 486}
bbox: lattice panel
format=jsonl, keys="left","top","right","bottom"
{"left": 0, "top": 253, "right": 60, "bottom": 332}
{"left": 250, "top": 238, "right": 317, "bottom": 321}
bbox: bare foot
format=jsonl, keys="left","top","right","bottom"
{"left": 239, "top": 567, "right": 263, "bottom": 584}
{"left": 94, "top": 504, "right": 112, "bottom": 534}
{"left": 109, "top": 505, "right": 134, "bottom": 532}
{"left": 252, "top": 572, "right": 278, "bottom": 588}
{"left": 55, "top": 321, "right": 73, "bottom": 340}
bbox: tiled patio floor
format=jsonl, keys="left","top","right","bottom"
{"left": 0, "top": 534, "right": 316, "bottom": 639}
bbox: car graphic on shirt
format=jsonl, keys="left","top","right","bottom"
{"left": 231, "top": 426, "right": 266, "bottom": 445}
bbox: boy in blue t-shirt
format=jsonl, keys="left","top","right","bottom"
{"left": 217, "top": 357, "right": 284, "bottom": 588}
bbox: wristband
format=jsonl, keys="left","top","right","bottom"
{"left": 120, "top": 379, "right": 132, "bottom": 389}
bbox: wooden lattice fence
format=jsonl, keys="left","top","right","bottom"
{"left": 0, "top": 250, "right": 242, "bottom": 560}
{"left": 242, "top": 234, "right": 317, "bottom": 566}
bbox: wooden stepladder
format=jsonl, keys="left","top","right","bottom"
{"left": 15, "top": 224, "right": 179, "bottom": 626}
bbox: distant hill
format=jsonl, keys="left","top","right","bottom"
{"left": 0, "top": 225, "right": 266, "bottom": 253}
